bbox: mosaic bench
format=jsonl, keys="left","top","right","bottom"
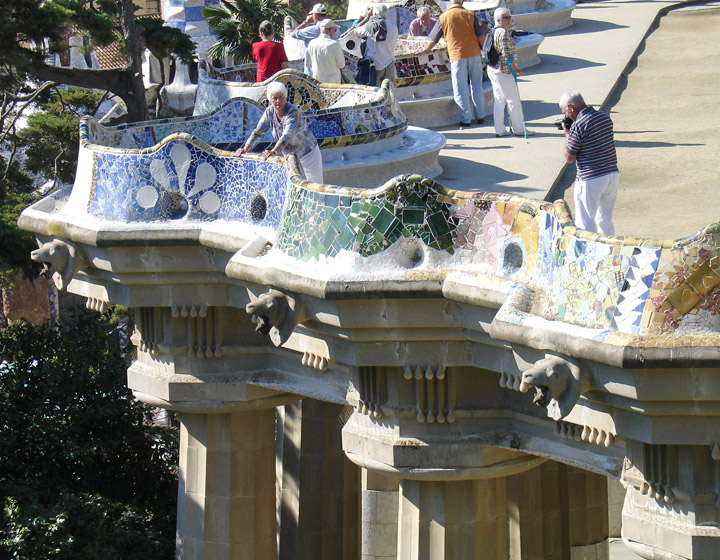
{"left": 34, "top": 153, "right": 720, "bottom": 353}
{"left": 193, "top": 68, "right": 407, "bottom": 163}
{"left": 269, "top": 172, "right": 720, "bottom": 349}
{"left": 64, "top": 129, "right": 291, "bottom": 228}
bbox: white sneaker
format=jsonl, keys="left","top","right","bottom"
{"left": 515, "top": 130, "right": 535, "bottom": 137}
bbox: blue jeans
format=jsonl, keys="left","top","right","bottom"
{"left": 450, "top": 55, "right": 485, "bottom": 123}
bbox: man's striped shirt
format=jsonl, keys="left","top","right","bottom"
{"left": 566, "top": 106, "right": 618, "bottom": 180}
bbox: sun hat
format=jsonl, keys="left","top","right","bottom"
{"left": 310, "top": 3, "right": 327, "bottom": 15}
{"left": 319, "top": 18, "right": 337, "bottom": 30}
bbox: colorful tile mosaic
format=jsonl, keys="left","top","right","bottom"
{"left": 194, "top": 68, "right": 407, "bottom": 148}
{"left": 51, "top": 73, "right": 720, "bottom": 351}
{"left": 339, "top": 34, "right": 452, "bottom": 87}
{"left": 270, "top": 172, "right": 720, "bottom": 347}
{"left": 88, "top": 134, "right": 290, "bottom": 226}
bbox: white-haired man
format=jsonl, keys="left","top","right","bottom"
{"left": 308, "top": 19, "right": 345, "bottom": 84}
{"left": 408, "top": 6, "right": 437, "bottom": 37}
{"left": 291, "top": 3, "right": 327, "bottom": 76}
{"left": 418, "top": 0, "right": 486, "bottom": 128}
{"left": 486, "top": 7, "right": 532, "bottom": 137}
{"left": 560, "top": 90, "right": 618, "bottom": 235}
{"left": 354, "top": 4, "right": 399, "bottom": 87}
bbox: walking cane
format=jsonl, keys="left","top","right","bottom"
{"left": 506, "top": 55, "right": 529, "bottom": 143}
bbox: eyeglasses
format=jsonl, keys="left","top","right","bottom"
{"left": 501, "top": 15, "right": 512, "bottom": 19}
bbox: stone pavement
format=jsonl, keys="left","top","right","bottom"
{"left": 430, "top": 0, "right": 720, "bottom": 241}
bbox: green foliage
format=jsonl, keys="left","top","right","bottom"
{"left": 0, "top": 311, "right": 178, "bottom": 559}
{"left": 203, "top": 0, "right": 299, "bottom": 63}
{"left": 325, "top": 1, "right": 349, "bottom": 22}
{"left": 1, "top": 0, "right": 196, "bottom": 123}
{"left": 17, "top": 88, "right": 106, "bottom": 185}
{"left": 0, "top": 190, "right": 39, "bottom": 287}
{"left": 138, "top": 17, "right": 197, "bottom": 66}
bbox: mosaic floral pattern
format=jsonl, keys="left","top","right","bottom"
{"left": 88, "top": 134, "right": 290, "bottom": 226}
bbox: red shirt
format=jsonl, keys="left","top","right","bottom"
{"left": 252, "top": 41, "right": 288, "bottom": 82}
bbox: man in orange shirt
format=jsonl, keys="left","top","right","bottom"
{"left": 418, "top": 0, "right": 485, "bottom": 128}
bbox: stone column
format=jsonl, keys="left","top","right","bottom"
{"left": 277, "top": 399, "right": 359, "bottom": 560}
{"left": 362, "top": 470, "right": 399, "bottom": 560}
{"left": 566, "top": 466, "right": 609, "bottom": 560}
{"left": 176, "top": 409, "right": 276, "bottom": 560}
{"left": 507, "top": 461, "right": 609, "bottom": 560}
{"left": 507, "top": 461, "right": 567, "bottom": 560}
{"left": 397, "top": 478, "right": 509, "bottom": 560}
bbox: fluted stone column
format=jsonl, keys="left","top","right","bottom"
{"left": 362, "top": 470, "right": 399, "bottom": 560}
{"left": 397, "top": 478, "right": 509, "bottom": 560}
{"left": 566, "top": 466, "right": 608, "bottom": 560}
{"left": 277, "top": 399, "right": 359, "bottom": 560}
{"left": 176, "top": 410, "right": 276, "bottom": 560}
{"left": 507, "top": 462, "right": 609, "bottom": 560}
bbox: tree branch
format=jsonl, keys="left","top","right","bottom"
{"left": 0, "top": 81, "right": 56, "bottom": 146}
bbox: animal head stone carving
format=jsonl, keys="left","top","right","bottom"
{"left": 519, "top": 354, "right": 590, "bottom": 421}
{"left": 31, "top": 239, "right": 88, "bottom": 291}
{"left": 245, "top": 289, "right": 306, "bottom": 347}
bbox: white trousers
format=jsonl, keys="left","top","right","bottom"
{"left": 298, "top": 144, "right": 324, "bottom": 184}
{"left": 573, "top": 171, "right": 619, "bottom": 235}
{"left": 487, "top": 68, "right": 526, "bottom": 135}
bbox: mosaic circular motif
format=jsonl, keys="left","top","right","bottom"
{"left": 136, "top": 186, "right": 159, "bottom": 209}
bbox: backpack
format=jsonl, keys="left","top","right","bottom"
{"left": 365, "top": 15, "right": 387, "bottom": 42}
{"left": 482, "top": 28, "right": 500, "bottom": 67}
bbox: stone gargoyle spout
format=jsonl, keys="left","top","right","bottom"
{"left": 245, "top": 289, "right": 307, "bottom": 347}
{"left": 31, "top": 239, "right": 88, "bottom": 291}
{"left": 519, "top": 354, "right": 590, "bottom": 421}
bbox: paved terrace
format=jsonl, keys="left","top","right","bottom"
{"left": 433, "top": 0, "right": 720, "bottom": 241}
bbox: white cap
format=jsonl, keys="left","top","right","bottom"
{"left": 319, "top": 18, "right": 337, "bottom": 31}
{"left": 310, "top": 3, "right": 327, "bottom": 14}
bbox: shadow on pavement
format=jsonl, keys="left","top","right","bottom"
{"left": 545, "top": 16, "right": 629, "bottom": 36}
{"left": 529, "top": 54, "right": 604, "bottom": 75}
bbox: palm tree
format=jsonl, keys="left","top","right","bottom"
{"left": 202, "top": 0, "right": 299, "bottom": 63}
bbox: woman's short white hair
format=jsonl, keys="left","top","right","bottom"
{"left": 417, "top": 6, "right": 431, "bottom": 17}
{"left": 494, "top": 7, "right": 511, "bottom": 24}
{"left": 266, "top": 81, "right": 288, "bottom": 101}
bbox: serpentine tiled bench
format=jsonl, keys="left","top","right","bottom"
{"left": 39, "top": 152, "right": 720, "bottom": 349}
{"left": 272, "top": 172, "right": 720, "bottom": 346}
{"left": 194, "top": 68, "right": 445, "bottom": 185}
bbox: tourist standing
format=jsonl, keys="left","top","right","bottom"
{"left": 290, "top": 3, "right": 327, "bottom": 76}
{"left": 234, "top": 82, "right": 323, "bottom": 184}
{"left": 252, "top": 21, "right": 289, "bottom": 83}
{"left": 408, "top": 7, "right": 438, "bottom": 37}
{"left": 418, "top": 0, "right": 486, "bottom": 128}
{"left": 486, "top": 7, "right": 532, "bottom": 137}
{"left": 559, "top": 90, "right": 619, "bottom": 235}
{"left": 354, "top": 4, "right": 399, "bottom": 87}
{"left": 308, "top": 19, "right": 345, "bottom": 84}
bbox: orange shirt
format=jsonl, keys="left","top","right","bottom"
{"left": 438, "top": 5, "right": 482, "bottom": 62}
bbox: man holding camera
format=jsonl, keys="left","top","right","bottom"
{"left": 559, "top": 91, "right": 619, "bottom": 235}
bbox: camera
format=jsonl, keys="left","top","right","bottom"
{"left": 555, "top": 117, "right": 573, "bottom": 131}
